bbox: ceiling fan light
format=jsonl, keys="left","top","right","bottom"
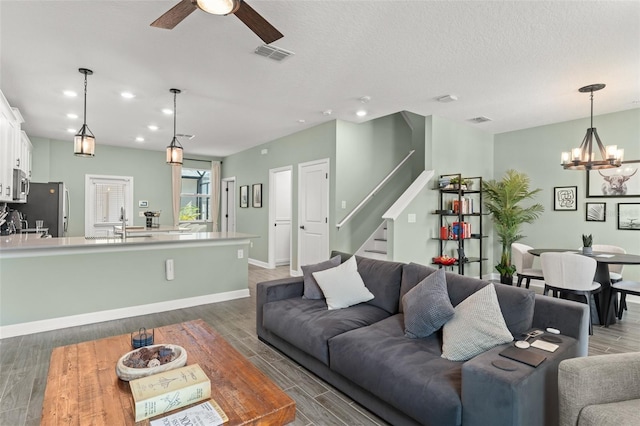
{"left": 196, "top": 0, "right": 240, "bottom": 15}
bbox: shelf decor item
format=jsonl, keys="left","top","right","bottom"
{"left": 115, "top": 344, "right": 187, "bottom": 381}
{"left": 582, "top": 234, "right": 593, "bottom": 255}
{"left": 482, "top": 170, "right": 544, "bottom": 284}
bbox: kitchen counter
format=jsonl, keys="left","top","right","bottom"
{"left": 0, "top": 231, "right": 255, "bottom": 257}
{"left": 0, "top": 231, "right": 257, "bottom": 337}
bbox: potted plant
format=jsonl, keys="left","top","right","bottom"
{"left": 582, "top": 234, "right": 593, "bottom": 255}
{"left": 450, "top": 176, "right": 472, "bottom": 190}
{"left": 482, "top": 170, "right": 544, "bottom": 284}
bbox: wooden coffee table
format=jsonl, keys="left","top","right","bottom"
{"left": 41, "top": 319, "right": 296, "bottom": 425}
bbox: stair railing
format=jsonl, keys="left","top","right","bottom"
{"left": 336, "top": 150, "right": 415, "bottom": 229}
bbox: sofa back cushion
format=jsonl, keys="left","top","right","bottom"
{"left": 355, "top": 256, "right": 404, "bottom": 314}
{"left": 400, "top": 263, "right": 536, "bottom": 337}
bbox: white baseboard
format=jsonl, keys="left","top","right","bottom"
{"left": 248, "top": 258, "right": 271, "bottom": 269}
{"left": 0, "top": 289, "right": 250, "bottom": 339}
{"left": 290, "top": 268, "right": 302, "bottom": 277}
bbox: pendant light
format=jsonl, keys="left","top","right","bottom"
{"left": 561, "top": 84, "right": 624, "bottom": 170}
{"left": 166, "top": 88, "right": 183, "bottom": 165}
{"left": 73, "top": 68, "right": 96, "bottom": 157}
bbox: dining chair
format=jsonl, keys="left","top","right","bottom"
{"left": 605, "top": 280, "right": 640, "bottom": 327}
{"left": 592, "top": 244, "right": 626, "bottom": 282}
{"left": 541, "top": 252, "right": 601, "bottom": 335}
{"left": 511, "top": 243, "right": 544, "bottom": 289}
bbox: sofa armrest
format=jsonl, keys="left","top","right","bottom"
{"left": 558, "top": 352, "right": 640, "bottom": 426}
{"left": 462, "top": 334, "right": 580, "bottom": 426}
{"left": 531, "top": 294, "right": 589, "bottom": 356}
{"left": 256, "top": 277, "right": 304, "bottom": 339}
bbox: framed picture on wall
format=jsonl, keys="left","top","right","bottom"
{"left": 240, "top": 185, "right": 249, "bottom": 208}
{"left": 554, "top": 186, "right": 577, "bottom": 211}
{"left": 252, "top": 184, "right": 262, "bottom": 208}
{"left": 585, "top": 202, "right": 606, "bottom": 222}
{"left": 586, "top": 163, "right": 640, "bottom": 197}
{"left": 617, "top": 203, "right": 640, "bottom": 230}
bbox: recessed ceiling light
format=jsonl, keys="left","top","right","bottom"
{"left": 66, "top": 128, "right": 76, "bottom": 133}
{"left": 148, "top": 125, "right": 159, "bottom": 131}
{"left": 298, "top": 119, "right": 306, "bottom": 123}
{"left": 162, "top": 108, "right": 173, "bottom": 115}
{"left": 322, "top": 109, "right": 333, "bottom": 116}
{"left": 356, "top": 110, "right": 368, "bottom": 117}
{"left": 135, "top": 136, "right": 145, "bottom": 142}
{"left": 63, "top": 90, "right": 77, "bottom": 97}
{"left": 121, "top": 92, "right": 135, "bottom": 99}
{"left": 359, "top": 96, "right": 371, "bottom": 104}
{"left": 66, "top": 113, "right": 78, "bottom": 119}
{"left": 437, "top": 94, "right": 458, "bottom": 103}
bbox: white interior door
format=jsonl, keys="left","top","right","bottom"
{"left": 298, "top": 159, "right": 329, "bottom": 270}
{"left": 85, "top": 175, "right": 133, "bottom": 237}
{"left": 269, "top": 166, "right": 292, "bottom": 268}
{"left": 221, "top": 177, "right": 236, "bottom": 232}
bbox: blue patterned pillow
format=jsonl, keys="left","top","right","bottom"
{"left": 402, "top": 269, "right": 454, "bottom": 339}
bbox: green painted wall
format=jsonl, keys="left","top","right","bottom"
{"left": 221, "top": 121, "right": 337, "bottom": 269}
{"left": 334, "top": 115, "right": 413, "bottom": 254}
{"left": 30, "top": 137, "right": 219, "bottom": 236}
{"left": 495, "top": 108, "right": 640, "bottom": 281}
{"left": 0, "top": 243, "right": 248, "bottom": 326}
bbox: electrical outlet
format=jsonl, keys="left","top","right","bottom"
{"left": 139, "top": 211, "right": 145, "bottom": 217}
{"left": 237, "top": 249, "right": 244, "bottom": 259}
{"left": 165, "top": 259, "right": 174, "bottom": 280}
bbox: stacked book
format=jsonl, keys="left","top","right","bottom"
{"left": 452, "top": 198, "right": 474, "bottom": 214}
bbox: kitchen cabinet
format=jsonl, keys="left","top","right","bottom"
{"left": 0, "top": 90, "right": 31, "bottom": 202}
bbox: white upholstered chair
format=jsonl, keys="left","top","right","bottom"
{"left": 592, "top": 244, "right": 626, "bottom": 282}
{"left": 541, "top": 252, "right": 601, "bottom": 334}
{"left": 511, "top": 243, "right": 544, "bottom": 289}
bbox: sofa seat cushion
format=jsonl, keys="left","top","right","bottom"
{"left": 262, "top": 298, "right": 390, "bottom": 365}
{"left": 578, "top": 399, "right": 640, "bottom": 426}
{"left": 329, "top": 315, "right": 463, "bottom": 426}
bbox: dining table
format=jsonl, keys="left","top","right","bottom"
{"left": 528, "top": 248, "right": 640, "bottom": 326}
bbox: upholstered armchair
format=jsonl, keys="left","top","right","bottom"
{"left": 558, "top": 352, "right": 640, "bottom": 426}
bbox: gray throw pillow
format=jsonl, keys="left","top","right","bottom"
{"left": 302, "top": 255, "right": 341, "bottom": 299}
{"left": 402, "top": 269, "right": 454, "bottom": 339}
{"left": 442, "top": 283, "right": 514, "bottom": 361}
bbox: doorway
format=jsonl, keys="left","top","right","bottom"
{"left": 221, "top": 177, "right": 236, "bottom": 232}
{"left": 268, "top": 166, "right": 292, "bottom": 268}
{"left": 297, "top": 159, "right": 329, "bottom": 272}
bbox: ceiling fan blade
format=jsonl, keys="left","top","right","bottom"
{"left": 151, "top": 0, "right": 197, "bottom": 30}
{"left": 234, "top": 1, "right": 283, "bottom": 44}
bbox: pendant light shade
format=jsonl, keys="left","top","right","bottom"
{"left": 561, "top": 84, "right": 623, "bottom": 171}
{"left": 166, "top": 88, "right": 183, "bottom": 165}
{"left": 74, "top": 68, "right": 95, "bottom": 157}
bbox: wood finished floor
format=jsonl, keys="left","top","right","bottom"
{"left": 1, "top": 265, "right": 639, "bottom": 426}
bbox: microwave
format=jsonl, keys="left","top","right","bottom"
{"left": 12, "top": 169, "right": 29, "bottom": 201}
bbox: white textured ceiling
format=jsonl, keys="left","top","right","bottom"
{"left": 1, "top": 0, "right": 639, "bottom": 157}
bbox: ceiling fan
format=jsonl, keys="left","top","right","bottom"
{"left": 151, "top": 0, "right": 283, "bottom": 44}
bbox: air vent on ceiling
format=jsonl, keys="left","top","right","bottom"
{"left": 176, "top": 133, "right": 195, "bottom": 140}
{"left": 469, "top": 116, "right": 492, "bottom": 123}
{"left": 254, "top": 44, "right": 294, "bottom": 62}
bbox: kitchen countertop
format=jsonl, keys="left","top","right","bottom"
{"left": 0, "top": 231, "right": 256, "bottom": 254}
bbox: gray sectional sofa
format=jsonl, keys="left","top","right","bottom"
{"left": 256, "top": 256, "right": 589, "bottom": 426}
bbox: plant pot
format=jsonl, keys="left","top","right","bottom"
{"left": 500, "top": 274, "right": 514, "bottom": 285}
{"left": 583, "top": 247, "right": 593, "bottom": 255}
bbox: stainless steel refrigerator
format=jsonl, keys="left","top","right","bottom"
{"left": 18, "top": 182, "right": 69, "bottom": 237}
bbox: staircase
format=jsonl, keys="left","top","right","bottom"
{"left": 356, "top": 221, "right": 389, "bottom": 260}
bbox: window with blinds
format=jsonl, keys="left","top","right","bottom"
{"left": 95, "top": 182, "right": 127, "bottom": 223}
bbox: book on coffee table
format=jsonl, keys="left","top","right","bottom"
{"left": 130, "top": 364, "right": 211, "bottom": 422}
{"left": 150, "top": 400, "right": 228, "bottom": 426}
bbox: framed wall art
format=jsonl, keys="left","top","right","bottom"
{"left": 554, "top": 186, "right": 577, "bottom": 211}
{"left": 586, "top": 163, "right": 640, "bottom": 197}
{"left": 252, "top": 184, "right": 262, "bottom": 208}
{"left": 240, "top": 185, "right": 249, "bottom": 208}
{"left": 585, "top": 202, "right": 606, "bottom": 222}
{"left": 617, "top": 203, "right": 640, "bottom": 230}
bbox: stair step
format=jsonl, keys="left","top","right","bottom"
{"left": 365, "top": 249, "right": 388, "bottom": 255}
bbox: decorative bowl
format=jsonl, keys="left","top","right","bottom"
{"left": 115, "top": 344, "right": 187, "bottom": 381}
{"left": 433, "top": 256, "right": 456, "bottom": 266}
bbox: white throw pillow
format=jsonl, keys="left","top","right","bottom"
{"left": 441, "top": 283, "right": 513, "bottom": 361}
{"left": 312, "top": 256, "right": 374, "bottom": 310}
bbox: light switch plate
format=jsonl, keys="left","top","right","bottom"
{"left": 237, "top": 249, "right": 244, "bottom": 259}
{"left": 408, "top": 213, "right": 416, "bottom": 223}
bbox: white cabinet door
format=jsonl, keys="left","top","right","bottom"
{"left": 0, "top": 104, "right": 16, "bottom": 202}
